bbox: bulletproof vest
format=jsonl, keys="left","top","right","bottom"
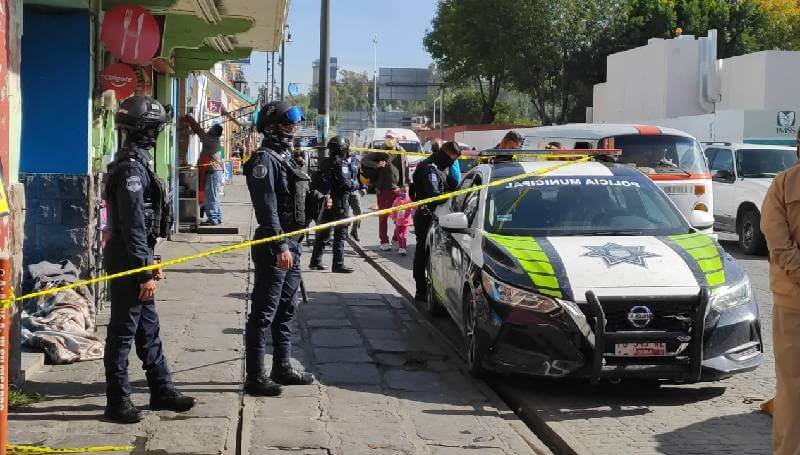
{"left": 285, "top": 157, "right": 311, "bottom": 230}
{"left": 105, "top": 152, "right": 171, "bottom": 246}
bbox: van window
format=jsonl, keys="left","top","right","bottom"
{"left": 371, "top": 140, "right": 421, "bottom": 152}
{"left": 611, "top": 135, "right": 708, "bottom": 175}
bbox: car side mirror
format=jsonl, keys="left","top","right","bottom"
{"left": 713, "top": 169, "right": 734, "bottom": 181}
{"left": 690, "top": 210, "right": 715, "bottom": 230}
{"left": 440, "top": 212, "right": 469, "bottom": 233}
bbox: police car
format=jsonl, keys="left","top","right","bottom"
{"left": 424, "top": 150, "right": 762, "bottom": 382}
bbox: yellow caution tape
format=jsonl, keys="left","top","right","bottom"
{"left": 0, "top": 157, "right": 588, "bottom": 308}
{"left": 8, "top": 444, "right": 134, "bottom": 454}
{"left": 350, "top": 147, "right": 592, "bottom": 162}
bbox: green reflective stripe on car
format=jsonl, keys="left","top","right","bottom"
{"left": 486, "top": 234, "right": 564, "bottom": 299}
{"left": 669, "top": 233, "right": 727, "bottom": 289}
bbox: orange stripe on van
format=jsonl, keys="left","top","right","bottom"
{"left": 634, "top": 125, "right": 662, "bottom": 135}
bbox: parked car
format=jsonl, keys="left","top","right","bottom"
{"left": 702, "top": 142, "right": 798, "bottom": 255}
{"left": 425, "top": 151, "right": 762, "bottom": 382}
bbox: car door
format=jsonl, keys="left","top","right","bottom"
{"left": 428, "top": 175, "right": 472, "bottom": 306}
{"left": 707, "top": 148, "right": 736, "bottom": 231}
{"left": 443, "top": 174, "right": 483, "bottom": 323}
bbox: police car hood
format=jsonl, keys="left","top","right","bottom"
{"left": 484, "top": 233, "right": 734, "bottom": 303}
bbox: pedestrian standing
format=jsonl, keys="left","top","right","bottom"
{"left": 103, "top": 96, "right": 196, "bottom": 423}
{"left": 348, "top": 153, "right": 365, "bottom": 242}
{"left": 411, "top": 141, "right": 461, "bottom": 301}
{"left": 309, "top": 136, "right": 358, "bottom": 273}
{"left": 183, "top": 115, "right": 224, "bottom": 225}
{"left": 243, "top": 101, "right": 315, "bottom": 397}
{"left": 390, "top": 187, "right": 414, "bottom": 256}
{"left": 761, "top": 129, "right": 800, "bottom": 455}
{"left": 364, "top": 133, "right": 405, "bottom": 250}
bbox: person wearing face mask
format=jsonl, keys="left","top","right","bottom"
{"left": 243, "top": 101, "right": 316, "bottom": 398}
{"left": 410, "top": 141, "right": 461, "bottom": 302}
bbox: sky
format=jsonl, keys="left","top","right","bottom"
{"left": 242, "top": 0, "right": 438, "bottom": 96}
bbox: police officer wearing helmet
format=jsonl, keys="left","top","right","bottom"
{"left": 103, "top": 95, "right": 196, "bottom": 423}
{"left": 243, "top": 101, "right": 315, "bottom": 397}
{"left": 411, "top": 141, "right": 461, "bottom": 302}
{"left": 309, "top": 136, "right": 358, "bottom": 273}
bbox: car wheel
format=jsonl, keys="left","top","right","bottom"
{"left": 464, "top": 293, "right": 489, "bottom": 378}
{"left": 739, "top": 210, "right": 767, "bottom": 255}
{"left": 423, "top": 257, "right": 446, "bottom": 318}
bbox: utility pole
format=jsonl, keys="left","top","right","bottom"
{"left": 318, "top": 0, "right": 331, "bottom": 145}
{"left": 270, "top": 51, "right": 276, "bottom": 101}
{"left": 280, "top": 24, "right": 290, "bottom": 100}
{"left": 439, "top": 86, "right": 445, "bottom": 139}
{"left": 373, "top": 34, "right": 378, "bottom": 128}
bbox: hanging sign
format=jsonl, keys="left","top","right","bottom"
{"left": 101, "top": 4, "right": 161, "bottom": 65}
{"left": 206, "top": 99, "right": 222, "bottom": 115}
{"left": 100, "top": 63, "right": 137, "bottom": 100}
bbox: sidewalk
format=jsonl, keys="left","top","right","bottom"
{"left": 9, "top": 177, "right": 549, "bottom": 455}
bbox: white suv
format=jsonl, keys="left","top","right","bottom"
{"left": 703, "top": 142, "right": 797, "bottom": 255}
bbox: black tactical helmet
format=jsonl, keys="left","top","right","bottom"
{"left": 116, "top": 95, "right": 170, "bottom": 134}
{"left": 256, "top": 101, "right": 305, "bottom": 135}
{"left": 327, "top": 135, "right": 350, "bottom": 156}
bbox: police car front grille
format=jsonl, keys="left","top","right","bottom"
{"left": 599, "top": 300, "right": 696, "bottom": 333}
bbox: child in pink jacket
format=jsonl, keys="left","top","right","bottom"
{"left": 390, "top": 187, "right": 414, "bottom": 256}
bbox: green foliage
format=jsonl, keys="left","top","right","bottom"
{"left": 10, "top": 387, "right": 43, "bottom": 408}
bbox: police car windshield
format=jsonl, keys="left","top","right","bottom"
{"left": 485, "top": 174, "right": 690, "bottom": 236}
{"left": 613, "top": 135, "right": 708, "bottom": 175}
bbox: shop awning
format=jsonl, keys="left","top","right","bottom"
{"left": 202, "top": 70, "right": 256, "bottom": 105}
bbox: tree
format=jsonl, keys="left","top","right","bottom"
{"left": 424, "top": 0, "right": 545, "bottom": 124}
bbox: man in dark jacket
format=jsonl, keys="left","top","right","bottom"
{"left": 243, "top": 101, "right": 315, "bottom": 397}
{"left": 309, "top": 136, "right": 358, "bottom": 273}
{"left": 104, "top": 96, "right": 196, "bottom": 423}
{"left": 412, "top": 141, "right": 461, "bottom": 301}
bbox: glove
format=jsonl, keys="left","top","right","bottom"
{"left": 359, "top": 189, "right": 366, "bottom": 196}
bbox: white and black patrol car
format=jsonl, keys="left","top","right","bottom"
{"left": 424, "top": 153, "right": 762, "bottom": 382}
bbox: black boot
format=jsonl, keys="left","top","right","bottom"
{"left": 270, "top": 360, "right": 315, "bottom": 386}
{"left": 309, "top": 261, "right": 327, "bottom": 271}
{"left": 150, "top": 387, "right": 197, "bottom": 412}
{"left": 332, "top": 264, "right": 354, "bottom": 274}
{"left": 350, "top": 230, "right": 360, "bottom": 242}
{"left": 105, "top": 396, "right": 143, "bottom": 424}
{"left": 244, "top": 373, "right": 283, "bottom": 396}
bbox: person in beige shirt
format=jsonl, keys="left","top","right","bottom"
{"left": 760, "top": 130, "right": 800, "bottom": 455}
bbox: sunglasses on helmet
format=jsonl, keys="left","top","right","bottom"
{"left": 284, "top": 106, "right": 305, "bottom": 124}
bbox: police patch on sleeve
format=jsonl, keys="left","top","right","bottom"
{"left": 429, "top": 172, "right": 439, "bottom": 187}
{"left": 252, "top": 164, "right": 268, "bottom": 179}
{"left": 126, "top": 175, "right": 143, "bottom": 192}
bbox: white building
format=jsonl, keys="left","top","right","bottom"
{"left": 591, "top": 32, "right": 800, "bottom": 146}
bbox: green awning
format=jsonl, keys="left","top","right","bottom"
{"left": 202, "top": 70, "right": 256, "bottom": 105}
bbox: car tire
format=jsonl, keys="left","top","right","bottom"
{"left": 424, "top": 258, "right": 446, "bottom": 318}
{"left": 464, "top": 293, "right": 489, "bottom": 378}
{"left": 739, "top": 210, "right": 767, "bottom": 256}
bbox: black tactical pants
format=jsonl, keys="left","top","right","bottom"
{"left": 245, "top": 236, "right": 303, "bottom": 376}
{"left": 310, "top": 207, "right": 348, "bottom": 266}
{"left": 413, "top": 210, "right": 433, "bottom": 297}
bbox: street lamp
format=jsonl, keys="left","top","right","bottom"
{"left": 281, "top": 24, "right": 291, "bottom": 101}
{"left": 373, "top": 34, "right": 378, "bottom": 128}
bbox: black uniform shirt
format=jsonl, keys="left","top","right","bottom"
{"left": 244, "top": 144, "right": 292, "bottom": 254}
{"left": 106, "top": 146, "right": 155, "bottom": 283}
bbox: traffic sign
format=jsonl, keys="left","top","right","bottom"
{"left": 288, "top": 83, "right": 300, "bottom": 97}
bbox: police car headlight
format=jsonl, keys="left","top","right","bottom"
{"left": 710, "top": 278, "right": 753, "bottom": 312}
{"left": 481, "top": 271, "right": 561, "bottom": 314}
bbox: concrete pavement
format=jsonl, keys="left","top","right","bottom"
{"left": 8, "top": 178, "right": 549, "bottom": 455}
{"left": 351, "top": 193, "right": 775, "bottom": 455}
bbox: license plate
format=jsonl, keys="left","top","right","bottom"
{"left": 614, "top": 342, "right": 667, "bottom": 357}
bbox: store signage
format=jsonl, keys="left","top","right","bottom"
{"left": 101, "top": 4, "right": 161, "bottom": 65}
{"left": 100, "top": 63, "right": 137, "bottom": 99}
{"left": 206, "top": 99, "right": 222, "bottom": 115}
{"left": 777, "top": 111, "right": 797, "bottom": 135}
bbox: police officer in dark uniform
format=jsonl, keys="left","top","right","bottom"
{"left": 243, "top": 101, "right": 315, "bottom": 397}
{"left": 412, "top": 141, "right": 461, "bottom": 301}
{"left": 309, "top": 136, "right": 358, "bottom": 273}
{"left": 104, "top": 95, "right": 196, "bottom": 423}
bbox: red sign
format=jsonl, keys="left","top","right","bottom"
{"left": 101, "top": 4, "right": 161, "bottom": 65}
{"left": 100, "top": 63, "right": 137, "bottom": 100}
{"left": 206, "top": 99, "right": 222, "bottom": 115}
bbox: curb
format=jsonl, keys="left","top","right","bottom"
{"left": 349, "top": 238, "right": 566, "bottom": 455}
